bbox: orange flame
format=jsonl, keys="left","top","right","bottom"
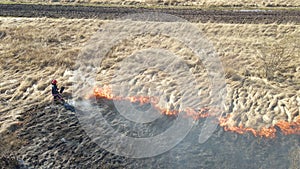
{"left": 275, "top": 117, "right": 300, "bottom": 135}
{"left": 128, "top": 96, "right": 151, "bottom": 104}
{"left": 186, "top": 107, "right": 210, "bottom": 120}
{"left": 92, "top": 86, "right": 211, "bottom": 118}
{"left": 221, "top": 125, "right": 277, "bottom": 138}
{"left": 91, "top": 86, "right": 300, "bottom": 138}
{"left": 218, "top": 114, "right": 276, "bottom": 137}
{"left": 94, "top": 85, "right": 114, "bottom": 99}
{"left": 219, "top": 114, "right": 300, "bottom": 138}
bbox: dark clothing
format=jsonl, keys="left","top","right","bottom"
{"left": 52, "top": 84, "right": 64, "bottom": 102}
{"left": 52, "top": 84, "right": 59, "bottom": 95}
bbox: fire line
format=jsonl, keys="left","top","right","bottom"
{"left": 91, "top": 86, "right": 300, "bottom": 138}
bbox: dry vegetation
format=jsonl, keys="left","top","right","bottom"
{"left": 2, "top": 0, "right": 300, "bottom": 8}
{"left": 0, "top": 16, "right": 299, "bottom": 168}
{"left": 0, "top": 17, "right": 103, "bottom": 133}
{"left": 0, "top": 17, "right": 299, "bottom": 134}
{"left": 257, "top": 39, "right": 299, "bottom": 81}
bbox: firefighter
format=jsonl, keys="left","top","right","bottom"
{"left": 51, "top": 79, "right": 64, "bottom": 103}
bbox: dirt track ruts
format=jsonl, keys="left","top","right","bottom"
{"left": 0, "top": 4, "right": 300, "bottom": 24}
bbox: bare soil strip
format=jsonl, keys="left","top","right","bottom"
{"left": 0, "top": 4, "right": 300, "bottom": 24}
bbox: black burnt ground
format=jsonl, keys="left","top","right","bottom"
{"left": 1, "top": 102, "right": 298, "bottom": 168}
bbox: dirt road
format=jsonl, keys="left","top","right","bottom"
{"left": 0, "top": 4, "right": 299, "bottom": 24}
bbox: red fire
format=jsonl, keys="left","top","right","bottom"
{"left": 219, "top": 114, "right": 277, "bottom": 138}
{"left": 92, "top": 86, "right": 300, "bottom": 138}
{"left": 275, "top": 117, "right": 300, "bottom": 135}
{"left": 93, "top": 85, "right": 115, "bottom": 100}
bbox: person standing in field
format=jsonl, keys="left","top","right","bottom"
{"left": 51, "top": 79, "right": 65, "bottom": 103}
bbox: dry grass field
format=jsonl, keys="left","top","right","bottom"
{"left": 0, "top": 13, "right": 299, "bottom": 168}
{"left": 0, "top": 17, "right": 299, "bottom": 135}
{"left": 0, "top": 17, "right": 101, "bottom": 133}
{"left": 1, "top": 0, "right": 300, "bottom": 8}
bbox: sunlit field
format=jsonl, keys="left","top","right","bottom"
{"left": 0, "top": 9, "right": 299, "bottom": 168}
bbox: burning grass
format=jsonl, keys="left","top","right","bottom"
{"left": 0, "top": 17, "right": 299, "bottom": 139}
{"left": 92, "top": 85, "right": 300, "bottom": 138}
